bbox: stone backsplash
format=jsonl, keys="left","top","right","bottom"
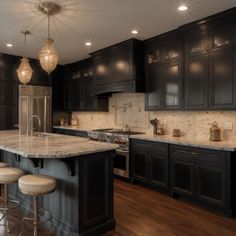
{"left": 72, "top": 93, "right": 236, "bottom": 141}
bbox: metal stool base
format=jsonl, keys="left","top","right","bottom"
{"left": 19, "top": 196, "right": 54, "bottom": 236}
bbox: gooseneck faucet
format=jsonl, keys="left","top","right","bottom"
{"left": 28, "top": 115, "right": 41, "bottom": 136}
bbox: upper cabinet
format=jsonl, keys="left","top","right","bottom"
{"left": 145, "top": 7, "right": 236, "bottom": 111}
{"left": 184, "top": 30, "right": 209, "bottom": 109}
{"left": 52, "top": 65, "right": 65, "bottom": 111}
{"left": 145, "top": 32, "right": 183, "bottom": 110}
{"left": 90, "top": 38, "right": 145, "bottom": 96}
{"left": 64, "top": 58, "right": 108, "bottom": 112}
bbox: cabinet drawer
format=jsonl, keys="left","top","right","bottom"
{"left": 170, "top": 145, "right": 224, "bottom": 164}
{"left": 148, "top": 141, "right": 168, "bottom": 155}
{"left": 130, "top": 139, "right": 168, "bottom": 154}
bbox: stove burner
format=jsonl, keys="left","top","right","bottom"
{"left": 92, "top": 128, "right": 145, "bottom": 135}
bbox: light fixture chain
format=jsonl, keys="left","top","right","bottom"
{"left": 24, "top": 32, "right": 26, "bottom": 56}
{"left": 48, "top": 14, "right": 50, "bottom": 38}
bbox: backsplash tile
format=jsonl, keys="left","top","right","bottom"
{"left": 72, "top": 93, "right": 236, "bottom": 140}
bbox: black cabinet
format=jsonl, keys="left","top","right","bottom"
{"left": 209, "top": 49, "right": 236, "bottom": 108}
{"left": 170, "top": 145, "right": 233, "bottom": 216}
{"left": 0, "top": 54, "right": 18, "bottom": 130}
{"left": 0, "top": 105, "right": 17, "bottom": 130}
{"left": 0, "top": 54, "right": 17, "bottom": 81}
{"left": 145, "top": 9, "right": 236, "bottom": 111}
{"left": 65, "top": 58, "right": 108, "bottom": 111}
{"left": 52, "top": 65, "right": 65, "bottom": 110}
{"left": 130, "top": 139, "right": 168, "bottom": 191}
{"left": 0, "top": 81, "right": 17, "bottom": 105}
{"left": 184, "top": 31, "right": 209, "bottom": 109}
{"left": 91, "top": 38, "right": 144, "bottom": 95}
{"left": 81, "top": 152, "right": 113, "bottom": 228}
{"left": 145, "top": 32, "right": 183, "bottom": 110}
{"left": 145, "top": 63, "right": 162, "bottom": 109}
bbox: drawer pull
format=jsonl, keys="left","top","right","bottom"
{"left": 192, "top": 152, "right": 197, "bottom": 155}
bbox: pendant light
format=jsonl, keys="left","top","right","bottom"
{"left": 38, "top": 2, "right": 60, "bottom": 74}
{"left": 16, "top": 30, "right": 33, "bottom": 85}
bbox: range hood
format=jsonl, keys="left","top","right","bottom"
{"left": 90, "top": 38, "right": 145, "bottom": 96}
{"left": 90, "top": 79, "right": 144, "bottom": 96}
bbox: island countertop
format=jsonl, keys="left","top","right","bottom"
{"left": 0, "top": 130, "right": 118, "bottom": 158}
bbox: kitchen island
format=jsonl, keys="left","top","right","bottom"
{"left": 0, "top": 130, "right": 118, "bottom": 236}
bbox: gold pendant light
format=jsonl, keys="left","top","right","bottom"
{"left": 38, "top": 2, "right": 60, "bottom": 74}
{"left": 16, "top": 31, "right": 33, "bottom": 85}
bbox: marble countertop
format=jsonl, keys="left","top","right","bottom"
{"left": 130, "top": 134, "right": 236, "bottom": 151}
{"left": 53, "top": 125, "right": 91, "bottom": 132}
{"left": 0, "top": 130, "right": 118, "bottom": 159}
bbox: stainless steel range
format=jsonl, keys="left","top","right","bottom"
{"left": 88, "top": 128, "right": 145, "bottom": 179}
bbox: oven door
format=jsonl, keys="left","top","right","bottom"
{"left": 114, "top": 148, "right": 129, "bottom": 179}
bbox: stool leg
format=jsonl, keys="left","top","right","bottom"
{"left": 33, "top": 196, "right": 38, "bottom": 236}
{"left": 4, "top": 184, "right": 10, "bottom": 233}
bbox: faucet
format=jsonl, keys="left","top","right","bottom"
{"left": 28, "top": 115, "right": 41, "bottom": 136}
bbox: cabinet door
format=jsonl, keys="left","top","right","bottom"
{"left": 0, "top": 54, "right": 16, "bottom": 81}
{"left": 131, "top": 142, "right": 148, "bottom": 182}
{"left": 0, "top": 81, "right": 17, "bottom": 105}
{"left": 209, "top": 24, "right": 236, "bottom": 51}
{"left": 162, "top": 61, "right": 182, "bottom": 109}
{"left": 185, "top": 55, "right": 208, "bottom": 109}
{"left": 196, "top": 161, "right": 225, "bottom": 207}
{"left": 149, "top": 144, "right": 168, "bottom": 190}
{"left": 145, "top": 63, "right": 162, "bottom": 110}
{"left": 185, "top": 32, "right": 208, "bottom": 57}
{"left": 163, "top": 41, "right": 181, "bottom": 62}
{"left": 209, "top": 50, "right": 236, "bottom": 108}
{"left": 82, "top": 153, "right": 113, "bottom": 227}
{"left": 170, "top": 157, "right": 194, "bottom": 196}
{"left": 0, "top": 105, "right": 17, "bottom": 130}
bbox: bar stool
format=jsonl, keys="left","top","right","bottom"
{"left": 0, "top": 162, "right": 8, "bottom": 196}
{"left": 0, "top": 167, "right": 24, "bottom": 233}
{"left": 0, "top": 162, "right": 7, "bottom": 168}
{"left": 18, "top": 174, "right": 56, "bottom": 236}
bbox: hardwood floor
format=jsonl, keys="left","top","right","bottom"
{"left": 106, "top": 179, "right": 236, "bottom": 236}
{"left": 1, "top": 179, "right": 236, "bottom": 236}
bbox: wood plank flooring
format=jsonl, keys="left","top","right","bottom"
{"left": 1, "top": 179, "right": 236, "bottom": 236}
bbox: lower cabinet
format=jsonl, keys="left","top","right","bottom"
{"left": 130, "top": 139, "right": 168, "bottom": 191}
{"left": 130, "top": 139, "right": 235, "bottom": 217}
{"left": 170, "top": 145, "right": 233, "bottom": 216}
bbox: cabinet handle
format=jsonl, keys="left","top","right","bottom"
{"left": 192, "top": 152, "right": 197, "bottom": 155}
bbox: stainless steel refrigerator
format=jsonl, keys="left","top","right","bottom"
{"left": 19, "top": 85, "right": 52, "bottom": 133}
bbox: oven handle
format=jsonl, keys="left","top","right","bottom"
{"left": 116, "top": 149, "right": 129, "bottom": 155}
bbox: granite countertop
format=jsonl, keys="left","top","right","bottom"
{"left": 0, "top": 130, "right": 118, "bottom": 159}
{"left": 53, "top": 125, "right": 91, "bottom": 132}
{"left": 130, "top": 134, "right": 236, "bottom": 151}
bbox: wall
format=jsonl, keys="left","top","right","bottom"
{"left": 72, "top": 93, "right": 236, "bottom": 141}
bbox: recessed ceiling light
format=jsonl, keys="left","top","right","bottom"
{"left": 131, "top": 30, "right": 138, "bottom": 35}
{"left": 85, "top": 42, "right": 92, "bottom": 46}
{"left": 178, "top": 5, "right": 188, "bottom": 11}
{"left": 6, "top": 43, "right": 13, "bottom": 48}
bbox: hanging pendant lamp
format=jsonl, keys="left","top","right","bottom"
{"left": 16, "top": 31, "right": 33, "bottom": 85}
{"left": 38, "top": 2, "right": 60, "bottom": 74}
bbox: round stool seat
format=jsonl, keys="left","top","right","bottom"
{"left": 0, "top": 167, "right": 23, "bottom": 184}
{"left": 0, "top": 162, "right": 7, "bottom": 168}
{"left": 19, "top": 175, "right": 56, "bottom": 196}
